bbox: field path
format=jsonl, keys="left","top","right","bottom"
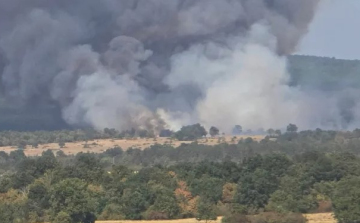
{"left": 95, "top": 213, "right": 336, "bottom": 223}
{"left": 304, "top": 213, "right": 336, "bottom": 223}
{"left": 0, "top": 135, "right": 265, "bottom": 156}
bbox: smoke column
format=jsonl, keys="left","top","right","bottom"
{"left": 0, "top": 0, "right": 333, "bottom": 133}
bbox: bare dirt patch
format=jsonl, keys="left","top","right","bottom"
{"left": 0, "top": 135, "right": 265, "bottom": 156}
{"left": 95, "top": 218, "right": 221, "bottom": 223}
{"left": 304, "top": 213, "right": 336, "bottom": 223}
{"left": 95, "top": 213, "right": 336, "bottom": 223}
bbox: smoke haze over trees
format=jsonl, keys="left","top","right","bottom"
{"left": 0, "top": 0, "right": 359, "bottom": 133}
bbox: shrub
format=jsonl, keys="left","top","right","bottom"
{"left": 145, "top": 211, "right": 169, "bottom": 220}
{"left": 222, "top": 214, "right": 251, "bottom": 223}
{"left": 251, "top": 212, "right": 306, "bottom": 223}
{"left": 331, "top": 176, "right": 360, "bottom": 223}
{"left": 53, "top": 211, "right": 71, "bottom": 223}
{"left": 98, "top": 204, "right": 125, "bottom": 220}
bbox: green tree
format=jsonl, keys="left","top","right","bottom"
{"left": 58, "top": 140, "right": 65, "bottom": 148}
{"left": 275, "top": 129, "right": 282, "bottom": 136}
{"left": 120, "top": 187, "right": 152, "bottom": 220}
{"left": 286, "top": 124, "right": 298, "bottom": 133}
{"left": 174, "top": 124, "right": 207, "bottom": 141}
{"left": 222, "top": 213, "right": 250, "bottom": 223}
{"left": 53, "top": 211, "right": 72, "bottom": 223}
{"left": 49, "top": 178, "right": 97, "bottom": 223}
{"left": 98, "top": 203, "right": 125, "bottom": 220}
{"left": 191, "top": 176, "right": 223, "bottom": 204}
{"left": 267, "top": 166, "right": 318, "bottom": 213}
{"left": 267, "top": 128, "right": 276, "bottom": 136}
{"left": 331, "top": 176, "right": 360, "bottom": 223}
{"left": 236, "top": 169, "right": 278, "bottom": 211}
{"left": 196, "top": 197, "right": 217, "bottom": 223}
{"left": 27, "top": 179, "right": 50, "bottom": 218}
{"left": 146, "top": 188, "right": 180, "bottom": 219}
{"left": 0, "top": 190, "right": 27, "bottom": 223}
{"left": 232, "top": 125, "right": 243, "bottom": 135}
{"left": 9, "top": 150, "right": 26, "bottom": 162}
{"left": 209, "top": 126, "right": 220, "bottom": 137}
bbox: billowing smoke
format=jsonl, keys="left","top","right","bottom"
{"left": 0, "top": 0, "right": 339, "bottom": 133}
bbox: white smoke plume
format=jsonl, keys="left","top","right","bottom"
{"left": 0, "top": 0, "right": 339, "bottom": 133}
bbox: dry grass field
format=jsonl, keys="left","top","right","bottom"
{"left": 0, "top": 135, "right": 265, "bottom": 156}
{"left": 94, "top": 213, "right": 336, "bottom": 223}
{"left": 95, "top": 218, "right": 222, "bottom": 223}
{"left": 304, "top": 213, "right": 336, "bottom": 223}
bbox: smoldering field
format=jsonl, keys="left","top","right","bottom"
{"left": 0, "top": 0, "right": 359, "bottom": 133}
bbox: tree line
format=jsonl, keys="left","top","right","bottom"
{"left": 1, "top": 127, "right": 360, "bottom": 222}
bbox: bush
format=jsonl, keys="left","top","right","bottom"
{"left": 53, "top": 211, "right": 71, "bottom": 223}
{"left": 222, "top": 213, "right": 251, "bottom": 223}
{"left": 331, "top": 176, "right": 360, "bottom": 223}
{"left": 316, "top": 201, "right": 332, "bottom": 213}
{"left": 174, "top": 124, "right": 207, "bottom": 141}
{"left": 98, "top": 204, "right": 125, "bottom": 220}
{"left": 145, "top": 211, "right": 169, "bottom": 220}
{"left": 251, "top": 212, "right": 306, "bottom": 223}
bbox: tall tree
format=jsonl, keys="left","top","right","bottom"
{"left": 209, "top": 126, "right": 220, "bottom": 137}
{"left": 286, "top": 124, "right": 298, "bottom": 133}
{"left": 49, "top": 178, "right": 97, "bottom": 223}
{"left": 331, "top": 176, "right": 360, "bottom": 223}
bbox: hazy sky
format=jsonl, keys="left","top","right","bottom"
{"left": 297, "top": 0, "right": 360, "bottom": 60}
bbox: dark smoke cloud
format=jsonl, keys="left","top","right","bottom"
{"left": 0, "top": 0, "right": 322, "bottom": 132}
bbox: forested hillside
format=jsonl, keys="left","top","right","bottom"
{"left": 1, "top": 128, "right": 360, "bottom": 223}
{"left": 288, "top": 55, "right": 360, "bottom": 91}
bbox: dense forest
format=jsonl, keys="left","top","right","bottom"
{"left": 288, "top": 55, "right": 360, "bottom": 91}
{"left": 1, "top": 125, "right": 360, "bottom": 223}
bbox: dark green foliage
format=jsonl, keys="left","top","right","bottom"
{"left": 2, "top": 127, "right": 360, "bottom": 222}
{"left": 196, "top": 197, "right": 217, "bottom": 222}
{"left": 98, "top": 204, "right": 124, "bottom": 220}
{"left": 210, "top": 126, "right": 220, "bottom": 137}
{"left": 9, "top": 150, "right": 26, "bottom": 162}
{"left": 146, "top": 187, "right": 180, "bottom": 219}
{"left": 236, "top": 169, "right": 279, "bottom": 211}
{"left": 251, "top": 212, "right": 307, "bottom": 223}
{"left": 191, "top": 175, "right": 224, "bottom": 203}
{"left": 53, "top": 211, "right": 72, "bottom": 223}
{"left": 232, "top": 125, "right": 243, "bottom": 135}
{"left": 286, "top": 124, "right": 298, "bottom": 133}
{"left": 174, "top": 124, "right": 207, "bottom": 141}
{"left": 267, "top": 165, "right": 318, "bottom": 213}
{"left": 58, "top": 141, "right": 65, "bottom": 148}
{"left": 0, "top": 202, "right": 27, "bottom": 223}
{"left": 120, "top": 186, "right": 153, "bottom": 220}
{"left": 27, "top": 180, "right": 50, "bottom": 213}
{"left": 235, "top": 154, "right": 292, "bottom": 212}
{"left": 49, "top": 178, "right": 97, "bottom": 223}
{"left": 222, "top": 213, "right": 250, "bottom": 223}
{"left": 160, "top": 129, "right": 173, "bottom": 137}
{"left": 331, "top": 176, "right": 360, "bottom": 223}
{"left": 104, "top": 147, "right": 123, "bottom": 157}
{"left": 66, "top": 153, "right": 105, "bottom": 184}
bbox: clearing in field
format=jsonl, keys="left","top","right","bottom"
{"left": 0, "top": 135, "right": 265, "bottom": 156}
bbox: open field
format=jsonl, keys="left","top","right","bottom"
{"left": 0, "top": 135, "right": 265, "bottom": 156}
{"left": 95, "top": 218, "right": 222, "bottom": 223}
{"left": 304, "top": 213, "right": 336, "bottom": 223}
{"left": 94, "top": 213, "right": 336, "bottom": 223}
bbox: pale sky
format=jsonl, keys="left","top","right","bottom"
{"left": 297, "top": 0, "right": 360, "bottom": 60}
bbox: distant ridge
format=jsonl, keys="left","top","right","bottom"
{"left": 0, "top": 55, "right": 360, "bottom": 131}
